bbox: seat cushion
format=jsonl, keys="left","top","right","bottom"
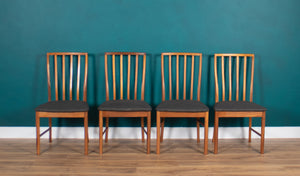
{"left": 98, "top": 100, "right": 152, "bottom": 111}
{"left": 156, "top": 100, "right": 209, "bottom": 112}
{"left": 35, "top": 100, "right": 89, "bottom": 112}
{"left": 214, "top": 101, "right": 266, "bottom": 111}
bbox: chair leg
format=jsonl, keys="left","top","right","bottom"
{"left": 214, "top": 112, "right": 219, "bottom": 154}
{"left": 204, "top": 112, "right": 209, "bottom": 155}
{"left": 261, "top": 112, "right": 266, "bottom": 154}
{"left": 99, "top": 111, "right": 103, "bottom": 154}
{"left": 197, "top": 118, "right": 200, "bottom": 144}
{"left": 48, "top": 118, "right": 52, "bottom": 143}
{"left": 160, "top": 118, "right": 165, "bottom": 142}
{"left": 84, "top": 112, "right": 88, "bottom": 155}
{"left": 249, "top": 117, "right": 252, "bottom": 143}
{"left": 147, "top": 112, "right": 151, "bottom": 154}
{"left": 141, "top": 117, "right": 145, "bottom": 142}
{"left": 36, "top": 112, "right": 40, "bottom": 155}
{"left": 156, "top": 111, "right": 161, "bottom": 154}
{"left": 105, "top": 117, "right": 109, "bottom": 143}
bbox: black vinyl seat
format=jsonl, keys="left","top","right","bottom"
{"left": 214, "top": 101, "right": 266, "bottom": 112}
{"left": 98, "top": 100, "right": 151, "bottom": 111}
{"left": 35, "top": 100, "right": 89, "bottom": 112}
{"left": 156, "top": 100, "right": 209, "bottom": 112}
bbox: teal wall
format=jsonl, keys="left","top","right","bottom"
{"left": 0, "top": 0, "right": 299, "bottom": 127}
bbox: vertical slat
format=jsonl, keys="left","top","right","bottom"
{"left": 221, "top": 56, "right": 225, "bottom": 101}
{"left": 69, "top": 55, "right": 73, "bottom": 100}
{"left": 197, "top": 55, "right": 202, "bottom": 101}
{"left": 250, "top": 55, "right": 255, "bottom": 102}
{"left": 76, "top": 55, "right": 81, "bottom": 100}
{"left": 229, "top": 56, "right": 232, "bottom": 101}
{"left": 176, "top": 55, "right": 179, "bottom": 100}
{"left": 62, "top": 55, "right": 65, "bottom": 100}
{"left": 243, "top": 56, "right": 247, "bottom": 101}
{"left": 236, "top": 56, "right": 240, "bottom": 101}
{"left": 161, "top": 54, "right": 165, "bottom": 101}
{"left": 105, "top": 54, "right": 109, "bottom": 101}
{"left": 120, "top": 55, "right": 123, "bottom": 100}
{"left": 127, "top": 55, "right": 131, "bottom": 100}
{"left": 141, "top": 54, "right": 146, "bottom": 100}
{"left": 47, "top": 54, "right": 51, "bottom": 101}
{"left": 83, "top": 53, "right": 88, "bottom": 102}
{"left": 169, "top": 55, "right": 172, "bottom": 100}
{"left": 134, "top": 55, "right": 138, "bottom": 100}
{"left": 112, "top": 54, "right": 116, "bottom": 100}
{"left": 54, "top": 55, "right": 58, "bottom": 100}
{"left": 214, "top": 55, "right": 219, "bottom": 102}
{"left": 190, "top": 55, "right": 194, "bottom": 100}
{"left": 183, "top": 55, "right": 187, "bottom": 100}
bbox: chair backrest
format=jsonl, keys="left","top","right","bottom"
{"left": 214, "top": 53, "right": 255, "bottom": 103}
{"left": 105, "top": 52, "right": 147, "bottom": 101}
{"left": 47, "top": 52, "right": 88, "bottom": 102}
{"left": 161, "top": 53, "right": 203, "bottom": 101}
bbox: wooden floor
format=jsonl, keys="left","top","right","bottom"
{"left": 1, "top": 139, "right": 300, "bottom": 176}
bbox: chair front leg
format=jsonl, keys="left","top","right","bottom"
{"left": 261, "top": 112, "right": 266, "bottom": 154}
{"left": 197, "top": 118, "right": 200, "bottom": 143}
{"left": 156, "top": 111, "right": 161, "bottom": 154}
{"left": 204, "top": 112, "right": 209, "bottom": 155}
{"left": 99, "top": 111, "right": 103, "bottom": 154}
{"left": 49, "top": 118, "right": 52, "bottom": 143}
{"left": 36, "top": 112, "right": 40, "bottom": 155}
{"left": 84, "top": 112, "right": 88, "bottom": 155}
{"left": 214, "top": 112, "right": 219, "bottom": 154}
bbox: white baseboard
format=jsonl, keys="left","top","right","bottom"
{"left": 0, "top": 127, "right": 299, "bottom": 139}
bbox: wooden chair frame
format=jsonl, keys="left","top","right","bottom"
{"left": 156, "top": 53, "right": 209, "bottom": 155}
{"left": 99, "top": 52, "right": 151, "bottom": 154}
{"left": 213, "top": 53, "right": 266, "bottom": 154}
{"left": 36, "top": 52, "right": 89, "bottom": 155}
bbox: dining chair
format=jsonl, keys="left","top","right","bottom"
{"left": 98, "top": 52, "right": 151, "bottom": 154}
{"left": 156, "top": 53, "right": 209, "bottom": 155}
{"left": 35, "top": 52, "right": 89, "bottom": 155}
{"left": 213, "top": 53, "right": 266, "bottom": 154}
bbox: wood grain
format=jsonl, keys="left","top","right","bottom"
{"left": 236, "top": 56, "right": 239, "bottom": 101}
{"left": 190, "top": 55, "right": 194, "bottom": 100}
{"left": 69, "top": 55, "right": 73, "bottom": 100}
{"left": 176, "top": 55, "right": 179, "bottom": 100}
{"left": 1, "top": 139, "right": 300, "bottom": 176}
{"left": 169, "top": 55, "right": 172, "bottom": 100}
{"left": 134, "top": 55, "right": 138, "bottom": 100}
{"left": 120, "top": 55, "right": 123, "bottom": 100}
{"left": 77, "top": 55, "right": 81, "bottom": 101}
{"left": 127, "top": 55, "right": 131, "bottom": 100}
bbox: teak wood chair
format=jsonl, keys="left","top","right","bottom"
{"left": 156, "top": 53, "right": 209, "bottom": 155}
{"left": 35, "top": 52, "right": 89, "bottom": 155}
{"left": 213, "top": 54, "right": 266, "bottom": 154}
{"left": 98, "top": 52, "right": 151, "bottom": 154}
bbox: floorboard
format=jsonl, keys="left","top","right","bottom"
{"left": 0, "top": 139, "right": 299, "bottom": 176}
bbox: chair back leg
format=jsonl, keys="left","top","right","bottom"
{"left": 105, "top": 117, "right": 109, "bottom": 143}
{"left": 141, "top": 117, "right": 145, "bottom": 142}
